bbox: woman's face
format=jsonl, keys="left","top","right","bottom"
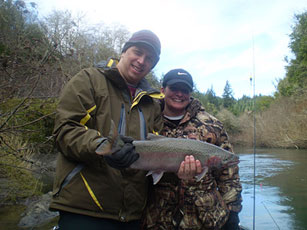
{"left": 162, "top": 83, "right": 191, "bottom": 116}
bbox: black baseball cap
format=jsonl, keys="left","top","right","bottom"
{"left": 162, "top": 68, "right": 193, "bottom": 91}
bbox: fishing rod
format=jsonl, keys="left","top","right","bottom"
{"left": 252, "top": 34, "right": 256, "bottom": 230}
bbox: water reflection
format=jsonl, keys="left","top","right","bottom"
{"left": 236, "top": 148, "right": 307, "bottom": 230}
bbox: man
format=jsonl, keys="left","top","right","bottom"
{"left": 50, "top": 30, "right": 165, "bottom": 230}
{"left": 142, "top": 69, "right": 242, "bottom": 230}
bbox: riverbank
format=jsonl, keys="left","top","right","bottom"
{"left": 0, "top": 192, "right": 59, "bottom": 229}
{"left": 0, "top": 152, "right": 58, "bottom": 229}
{"left": 223, "top": 94, "right": 307, "bottom": 150}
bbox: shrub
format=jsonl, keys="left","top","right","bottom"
{"left": 0, "top": 98, "right": 57, "bottom": 145}
{"left": 216, "top": 109, "right": 242, "bottom": 136}
{"left": 0, "top": 136, "right": 43, "bottom": 203}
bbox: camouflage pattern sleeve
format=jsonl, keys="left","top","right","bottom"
{"left": 215, "top": 124, "right": 242, "bottom": 213}
{"left": 216, "top": 164, "right": 242, "bottom": 213}
{"left": 196, "top": 109, "right": 242, "bottom": 213}
{"left": 211, "top": 121, "right": 242, "bottom": 213}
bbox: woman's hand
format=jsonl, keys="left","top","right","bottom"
{"left": 177, "top": 155, "right": 202, "bottom": 181}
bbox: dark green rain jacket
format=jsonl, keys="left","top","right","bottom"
{"left": 50, "top": 60, "right": 163, "bottom": 222}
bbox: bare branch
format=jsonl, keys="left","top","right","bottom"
{"left": 1, "top": 112, "right": 55, "bottom": 132}
{"left": 0, "top": 75, "right": 41, "bottom": 130}
{"left": 0, "top": 136, "right": 35, "bottom": 165}
{"left": 0, "top": 162, "right": 41, "bottom": 174}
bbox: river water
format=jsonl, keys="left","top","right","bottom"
{"left": 236, "top": 147, "right": 307, "bottom": 230}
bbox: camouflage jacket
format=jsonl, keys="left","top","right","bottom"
{"left": 142, "top": 98, "right": 242, "bottom": 230}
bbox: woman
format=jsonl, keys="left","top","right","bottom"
{"left": 142, "top": 69, "right": 242, "bottom": 230}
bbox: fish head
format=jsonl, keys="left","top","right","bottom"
{"left": 204, "top": 151, "right": 239, "bottom": 170}
{"left": 219, "top": 153, "right": 240, "bottom": 169}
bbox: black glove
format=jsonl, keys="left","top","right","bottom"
{"left": 104, "top": 135, "right": 139, "bottom": 169}
{"left": 222, "top": 211, "right": 240, "bottom": 230}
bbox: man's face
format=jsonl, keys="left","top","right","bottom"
{"left": 161, "top": 83, "right": 191, "bottom": 115}
{"left": 117, "top": 45, "right": 156, "bottom": 85}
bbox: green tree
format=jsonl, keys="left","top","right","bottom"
{"left": 276, "top": 11, "right": 307, "bottom": 96}
{"left": 255, "top": 95, "right": 274, "bottom": 112}
{"left": 232, "top": 95, "right": 252, "bottom": 116}
{"left": 191, "top": 87, "right": 220, "bottom": 116}
{"left": 206, "top": 86, "right": 220, "bottom": 107}
{"left": 222, "top": 80, "right": 235, "bottom": 109}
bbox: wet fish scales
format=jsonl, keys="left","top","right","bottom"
{"left": 130, "top": 134, "right": 239, "bottom": 184}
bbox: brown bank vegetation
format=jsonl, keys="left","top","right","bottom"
{"left": 226, "top": 92, "right": 307, "bottom": 149}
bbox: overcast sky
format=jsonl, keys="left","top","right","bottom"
{"left": 34, "top": 0, "right": 306, "bottom": 98}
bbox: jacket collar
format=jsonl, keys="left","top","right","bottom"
{"left": 100, "top": 66, "right": 163, "bottom": 108}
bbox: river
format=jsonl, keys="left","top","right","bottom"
{"left": 0, "top": 148, "right": 307, "bottom": 229}
{"left": 236, "top": 147, "right": 307, "bottom": 230}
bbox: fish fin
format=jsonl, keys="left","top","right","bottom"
{"left": 146, "top": 171, "right": 164, "bottom": 184}
{"left": 107, "top": 120, "right": 118, "bottom": 143}
{"left": 95, "top": 120, "right": 118, "bottom": 155}
{"left": 146, "top": 133, "right": 165, "bottom": 140}
{"left": 195, "top": 167, "right": 208, "bottom": 182}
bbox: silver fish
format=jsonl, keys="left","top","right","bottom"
{"left": 96, "top": 121, "right": 239, "bottom": 184}
{"left": 130, "top": 134, "right": 239, "bottom": 184}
